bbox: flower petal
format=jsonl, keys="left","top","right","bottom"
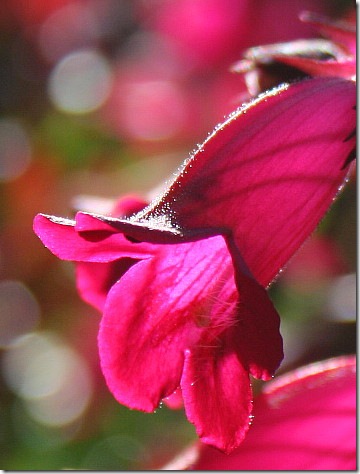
{"left": 274, "top": 55, "right": 355, "bottom": 79}
{"left": 137, "top": 77, "right": 356, "bottom": 286}
{"left": 98, "top": 235, "right": 235, "bottom": 412}
{"left": 162, "top": 387, "right": 184, "bottom": 409}
{"left": 111, "top": 195, "right": 149, "bottom": 217}
{"left": 76, "top": 259, "right": 137, "bottom": 311}
{"left": 181, "top": 327, "right": 253, "bottom": 454}
{"left": 33, "top": 213, "right": 155, "bottom": 262}
{"left": 300, "top": 11, "right": 356, "bottom": 56}
{"left": 235, "top": 272, "right": 283, "bottom": 379}
{"left": 191, "top": 355, "right": 356, "bottom": 470}
{"left": 98, "top": 260, "right": 187, "bottom": 412}
{"left": 240, "top": 38, "right": 350, "bottom": 66}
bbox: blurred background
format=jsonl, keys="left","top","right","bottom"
{"left": 0, "top": 0, "right": 355, "bottom": 470}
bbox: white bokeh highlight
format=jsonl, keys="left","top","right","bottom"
{"left": 48, "top": 49, "right": 113, "bottom": 114}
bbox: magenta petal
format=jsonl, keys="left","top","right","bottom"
{"left": 300, "top": 11, "right": 356, "bottom": 56}
{"left": 111, "top": 195, "right": 149, "bottom": 217}
{"left": 139, "top": 77, "right": 356, "bottom": 286}
{"left": 75, "top": 211, "right": 129, "bottom": 233}
{"left": 235, "top": 273, "right": 283, "bottom": 380}
{"left": 98, "top": 235, "right": 240, "bottom": 413}
{"left": 192, "top": 355, "right": 356, "bottom": 470}
{"left": 33, "top": 213, "right": 155, "bottom": 262}
{"left": 181, "top": 328, "right": 253, "bottom": 454}
{"left": 99, "top": 259, "right": 189, "bottom": 412}
{"left": 163, "top": 388, "right": 184, "bottom": 409}
{"left": 274, "top": 55, "right": 355, "bottom": 79}
{"left": 76, "top": 259, "right": 137, "bottom": 311}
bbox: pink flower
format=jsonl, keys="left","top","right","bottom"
{"left": 281, "top": 234, "right": 348, "bottom": 291}
{"left": 168, "top": 355, "right": 356, "bottom": 470}
{"left": 140, "top": 0, "right": 333, "bottom": 70}
{"left": 33, "top": 76, "right": 355, "bottom": 452}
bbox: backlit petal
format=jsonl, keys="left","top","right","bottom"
{"left": 163, "top": 388, "right": 184, "bottom": 409}
{"left": 33, "top": 213, "right": 155, "bottom": 262}
{"left": 274, "top": 55, "right": 355, "bottom": 78}
{"left": 300, "top": 11, "right": 356, "bottom": 56}
{"left": 76, "top": 259, "right": 137, "bottom": 311}
{"left": 235, "top": 272, "right": 283, "bottom": 379}
{"left": 192, "top": 355, "right": 356, "bottom": 470}
{"left": 137, "top": 77, "right": 356, "bottom": 286}
{"left": 181, "top": 327, "right": 253, "bottom": 454}
{"left": 98, "top": 235, "right": 236, "bottom": 412}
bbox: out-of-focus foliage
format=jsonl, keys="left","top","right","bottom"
{"left": 0, "top": 0, "right": 355, "bottom": 470}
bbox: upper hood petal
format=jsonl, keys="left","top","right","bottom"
{"left": 135, "top": 77, "right": 356, "bottom": 287}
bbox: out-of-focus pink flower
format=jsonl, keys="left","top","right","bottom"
{"left": 138, "top": 0, "right": 333, "bottom": 70}
{"left": 281, "top": 235, "right": 348, "bottom": 291}
{"left": 34, "top": 75, "right": 355, "bottom": 452}
{"left": 100, "top": 2, "right": 345, "bottom": 152}
{"left": 169, "top": 355, "right": 356, "bottom": 471}
{"left": 101, "top": 44, "right": 245, "bottom": 151}
{"left": 103, "top": 62, "right": 195, "bottom": 149}
{"left": 109, "top": 0, "right": 337, "bottom": 151}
